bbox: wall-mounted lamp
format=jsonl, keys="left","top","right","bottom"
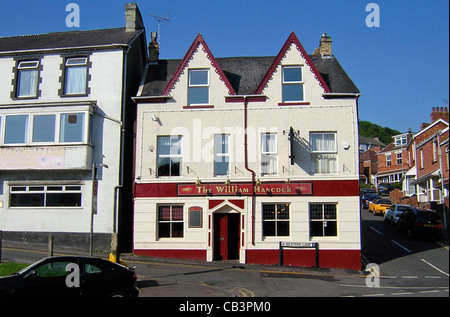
{"left": 255, "top": 177, "right": 261, "bottom": 187}
{"left": 225, "top": 178, "right": 231, "bottom": 186}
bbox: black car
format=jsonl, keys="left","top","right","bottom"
{"left": 397, "top": 208, "right": 443, "bottom": 240}
{"left": 378, "top": 183, "right": 393, "bottom": 195}
{"left": 361, "top": 193, "right": 379, "bottom": 209}
{"left": 0, "top": 256, "right": 139, "bottom": 297}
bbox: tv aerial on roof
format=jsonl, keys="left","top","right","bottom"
{"left": 149, "top": 14, "right": 171, "bottom": 47}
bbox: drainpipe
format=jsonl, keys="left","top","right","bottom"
{"left": 243, "top": 97, "right": 256, "bottom": 246}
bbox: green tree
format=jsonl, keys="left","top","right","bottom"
{"left": 359, "top": 121, "right": 401, "bottom": 145}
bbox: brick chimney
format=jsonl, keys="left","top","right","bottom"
{"left": 125, "top": 3, "right": 144, "bottom": 32}
{"left": 314, "top": 33, "right": 332, "bottom": 57}
{"left": 148, "top": 32, "right": 160, "bottom": 64}
{"left": 430, "top": 107, "right": 449, "bottom": 123}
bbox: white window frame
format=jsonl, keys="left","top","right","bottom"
{"left": 64, "top": 57, "right": 88, "bottom": 95}
{"left": 16, "top": 60, "right": 40, "bottom": 98}
{"left": 1, "top": 112, "right": 90, "bottom": 146}
{"left": 310, "top": 132, "right": 337, "bottom": 174}
{"left": 188, "top": 69, "right": 209, "bottom": 105}
{"left": 282, "top": 65, "right": 304, "bottom": 102}
{"left": 9, "top": 184, "right": 82, "bottom": 209}
{"left": 157, "top": 136, "right": 183, "bottom": 178}
{"left": 261, "top": 133, "right": 278, "bottom": 176}
{"left": 214, "top": 134, "right": 230, "bottom": 176}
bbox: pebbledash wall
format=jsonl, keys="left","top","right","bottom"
{"left": 133, "top": 32, "right": 362, "bottom": 270}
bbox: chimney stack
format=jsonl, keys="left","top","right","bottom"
{"left": 314, "top": 33, "right": 332, "bottom": 57}
{"left": 125, "top": 3, "right": 144, "bottom": 32}
{"left": 430, "top": 107, "right": 449, "bottom": 123}
{"left": 148, "top": 32, "right": 160, "bottom": 64}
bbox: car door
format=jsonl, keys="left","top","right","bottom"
{"left": 15, "top": 258, "right": 81, "bottom": 297}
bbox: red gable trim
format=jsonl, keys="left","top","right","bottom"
{"left": 255, "top": 32, "right": 331, "bottom": 94}
{"left": 162, "top": 33, "right": 236, "bottom": 96}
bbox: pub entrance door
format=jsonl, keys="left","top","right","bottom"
{"left": 213, "top": 212, "right": 240, "bottom": 260}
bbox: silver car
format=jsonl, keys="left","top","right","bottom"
{"left": 384, "top": 204, "right": 413, "bottom": 224}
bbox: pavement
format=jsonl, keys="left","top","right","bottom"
{"left": 0, "top": 239, "right": 365, "bottom": 297}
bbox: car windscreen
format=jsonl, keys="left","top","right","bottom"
{"left": 378, "top": 199, "right": 391, "bottom": 204}
{"left": 397, "top": 206, "right": 413, "bottom": 212}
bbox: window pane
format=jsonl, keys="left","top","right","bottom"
{"left": 60, "top": 113, "right": 84, "bottom": 143}
{"left": 324, "top": 221, "right": 337, "bottom": 236}
{"left": 263, "top": 205, "right": 276, "bottom": 220}
{"left": 158, "top": 223, "right": 170, "bottom": 238}
{"left": 157, "top": 158, "right": 171, "bottom": 177}
{"left": 277, "top": 221, "right": 290, "bottom": 236}
{"left": 171, "top": 223, "right": 184, "bottom": 238}
{"left": 263, "top": 221, "right": 275, "bottom": 237}
{"left": 10, "top": 193, "right": 44, "bottom": 207}
{"left": 65, "top": 65, "right": 87, "bottom": 94}
{"left": 214, "top": 135, "right": 228, "bottom": 154}
{"left": 17, "top": 69, "right": 38, "bottom": 97}
{"left": 310, "top": 221, "right": 323, "bottom": 237}
{"left": 33, "top": 115, "right": 56, "bottom": 142}
{"left": 283, "top": 67, "right": 302, "bottom": 82}
{"left": 310, "top": 204, "right": 323, "bottom": 219}
{"left": 172, "top": 206, "right": 183, "bottom": 221}
{"left": 5, "top": 115, "right": 28, "bottom": 144}
{"left": 282, "top": 84, "right": 303, "bottom": 102}
{"left": 189, "top": 87, "right": 209, "bottom": 104}
{"left": 262, "top": 134, "right": 276, "bottom": 153}
{"left": 170, "top": 157, "right": 182, "bottom": 176}
{"left": 46, "top": 193, "right": 81, "bottom": 207}
{"left": 189, "top": 70, "right": 208, "bottom": 85}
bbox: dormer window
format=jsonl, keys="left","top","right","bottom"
{"left": 282, "top": 66, "right": 304, "bottom": 102}
{"left": 188, "top": 69, "right": 209, "bottom": 105}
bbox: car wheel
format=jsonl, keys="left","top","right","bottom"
{"left": 108, "top": 291, "right": 128, "bottom": 297}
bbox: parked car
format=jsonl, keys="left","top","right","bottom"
{"left": 361, "top": 193, "right": 379, "bottom": 209}
{"left": 397, "top": 208, "right": 443, "bottom": 240}
{"left": 0, "top": 256, "right": 139, "bottom": 297}
{"left": 378, "top": 183, "right": 393, "bottom": 195}
{"left": 384, "top": 204, "right": 413, "bottom": 224}
{"left": 371, "top": 199, "right": 392, "bottom": 215}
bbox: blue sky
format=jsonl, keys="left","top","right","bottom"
{"left": 1, "top": 0, "right": 448, "bottom": 134}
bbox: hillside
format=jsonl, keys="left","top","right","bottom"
{"left": 359, "top": 121, "right": 401, "bottom": 145}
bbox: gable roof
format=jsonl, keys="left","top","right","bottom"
{"left": 162, "top": 33, "right": 236, "bottom": 96}
{"left": 138, "top": 33, "right": 359, "bottom": 98}
{"left": 0, "top": 28, "right": 141, "bottom": 55}
{"left": 255, "top": 32, "right": 330, "bottom": 94}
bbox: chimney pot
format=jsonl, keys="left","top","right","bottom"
{"left": 148, "top": 32, "right": 160, "bottom": 64}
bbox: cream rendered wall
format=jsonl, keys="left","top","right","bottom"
{"left": 134, "top": 41, "right": 360, "bottom": 257}
{"left": 0, "top": 50, "right": 124, "bottom": 235}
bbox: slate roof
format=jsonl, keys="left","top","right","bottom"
{"left": 139, "top": 54, "right": 359, "bottom": 97}
{"left": 0, "top": 28, "right": 140, "bottom": 54}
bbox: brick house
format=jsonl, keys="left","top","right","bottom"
{"left": 375, "top": 132, "right": 412, "bottom": 186}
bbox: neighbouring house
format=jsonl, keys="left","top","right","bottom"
{"left": 132, "top": 32, "right": 362, "bottom": 270}
{"left": 374, "top": 132, "right": 412, "bottom": 186}
{"left": 408, "top": 108, "right": 449, "bottom": 205}
{"left": 0, "top": 3, "right": 147, "bottom": 252}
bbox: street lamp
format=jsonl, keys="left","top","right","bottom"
{"left": 90, "top": 163, "right": 108, "bottom": 257}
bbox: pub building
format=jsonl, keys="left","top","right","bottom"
{"left": 132, "top": 32, "right": 362, "bottom": 270}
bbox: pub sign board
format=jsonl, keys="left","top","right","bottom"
{"left": 178, "top": 182, "right": 312, "bottom": 197}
